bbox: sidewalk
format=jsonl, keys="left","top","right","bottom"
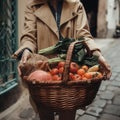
{"left": 1, "top": 38, "right": 120, "bottom": 120}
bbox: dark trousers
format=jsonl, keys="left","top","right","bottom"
{"left": 37, "top": 107, "right": 76, "bottom": 120}
{"left": 29, "top": 97, "right": 76, "bottom": 120}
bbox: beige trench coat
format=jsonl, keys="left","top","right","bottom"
{"left": 12, "top": 0, "right": 100, "bottom": 58}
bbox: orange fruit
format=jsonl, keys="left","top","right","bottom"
{"left": 97, "top": 72, "right": 103, "bottom": 79}
{"left": 84, "top": 72, "right": 92, "bottom": 79}
{"left": 77, "top": 68, "right": 85, "bottom": 76}
{"left": 82, "top": 76, "right": 87, "bottom": 80}
{"left": 81, "top": 65, "right": 89, "bottom": 72}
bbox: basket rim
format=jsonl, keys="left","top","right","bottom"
{"left": 25, "top": 77, "right": 103, "bottom": 86}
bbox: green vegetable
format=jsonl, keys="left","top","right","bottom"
{"left": 48, "top": 54, "right": 66, "bottom": 64}
{"left": 38, "top": 37, "right": 99, "bottom": 66}
{"left": 38, "top": 37, "right": 85, "bottom": 55}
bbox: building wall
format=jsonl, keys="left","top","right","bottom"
{"left": 18, "top": 0, "right": 27, "bottom": 42}
{"left": 106, "top": 0, "right": 120, "bottom": 37}
{"left": 97, "top": 0, "right": 107, "bottom": 38}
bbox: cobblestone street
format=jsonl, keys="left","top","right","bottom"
{"left": 0, "top": 39, "right": 120, "bottom": 120}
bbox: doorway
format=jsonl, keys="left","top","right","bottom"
{"left": 81, "top": 0, "right": 99, "bottom": 37}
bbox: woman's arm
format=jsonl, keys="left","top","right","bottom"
{"left": 12, "top": 2, "right": 37, "bottom": 59}
{"left": 76, "top": 2, "right": 111, "bottom": 80}
{"left": 76, "top": 2, "right": 100, "bottom": 52}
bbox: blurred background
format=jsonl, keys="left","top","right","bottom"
{"left": 0, "top": 0, "right": 120, "bottom": 120}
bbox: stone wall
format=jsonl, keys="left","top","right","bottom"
{"left": 97, "top": 0, "right": 107, "bottom": 38}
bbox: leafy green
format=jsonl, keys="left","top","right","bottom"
{"left": 38, "top": 37, "right": 99, "bottom": 66}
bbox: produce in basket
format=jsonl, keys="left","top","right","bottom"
{"left": 19, "top": 53, "right": 49, "bottom": 77}
{"left": 27, "top": 70, "right": 52, "bottom": 83}
{"left": 38, "top": 38, "right": 99, "bottom": 67}
{"left": 23, "top": 40, "right": 105, "bottom": 111}
{"left": 21, "top": 38, "right": 103, "bottom": 83}
{"left": 25, "top": 62, "right": 103, "bottom": 82}
{"left": 48, "top": 62, "right": 103, "bottom": 81}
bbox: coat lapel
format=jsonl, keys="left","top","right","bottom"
{"left": 34, "top": 1, "right": 80, "bottom": 38}
{"left": 60, "top": 1, "right": 79, "bottom": 26}
{"left": 34, "top": 3, "right": 59, "bottom": 38}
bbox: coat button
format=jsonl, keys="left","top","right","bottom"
{"left": 72, "top": 12, "right": 76, "bottom": 16}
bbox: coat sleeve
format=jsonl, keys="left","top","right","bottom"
{"left": 76, "top": 2, "right": 101, "bottom": 52}
{"left": 12, "top": 2, "right": 37, "bottom": 59}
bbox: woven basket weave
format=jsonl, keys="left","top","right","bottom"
{"left": 25, "top": 41, "right": 103, "bottom": 111}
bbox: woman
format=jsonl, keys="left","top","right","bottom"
{"left": 12, "top": 0, "right": 111, "bottom": 120}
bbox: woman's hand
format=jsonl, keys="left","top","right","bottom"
{"left": 18, "top": 49, "right": 32, "bottom": 77}
{"left": 93, "top": 51, "right": 112, "bottom": 80}
{"left": 98, "top": 55, "right": 112, "bottom": 80}
{"left": 20, "top": 49, "right": 32, "bottom": 64}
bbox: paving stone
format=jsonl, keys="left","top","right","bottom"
{"left": 97, "top": 91, "right": 103, "bottom": 95}
{"left": 76, "top": 109, "right": 85, "bottom": 116}
{"left": 77, "top": 114, "right": 97, "bottom": 120}
{"left": 100, "top": 81, "right": 111, "bottom": 86}
{"left": 107, "top": 100, "right": 112, "bottom": 105}
{"left": 98, "top": 113, "right": 120, "bottom": 120}
{"left": 92, "top": 99, "right": 107, "bottom": 108}
{"left": 99, "top": 85, "right": 106, "bottom": 91}
{"left": 94, "top": 95, "right": 100, "bottom": 100}
{"left": 109, "top": 72, "right": 118, "bottom": 81}
{"left": 100, "top": 91, "right": 114, "bottom": 100}
{"left": 115, "top": 75, "right": 120, "bottom": 82}
{"left": 112, "top": 67, "right": 120, "bottom": 73}
{"left": 115, "top": 89, "right": 120, "bottom": 95}
{"left": 110, "top": 81, "right": 120, "bottom": 87}
{"left": 19, "top": 108, "right": 34, "bottom": 119}
{"left": 113, "top": 95, "right": 120, "bottom": 105}
{"left": 113, "top": 67, "right": 120, "bottom": 72}
{"left": 107, "top": 86, "right": 119, "bottom": 91}
{"left": 86, "top": 107, "right": 103, "bottom": 117}
{"left": 75, "top": 114, "right": 79, "bottom": 120}
{"left": 104, "top": 104, "right": 120, "bottom": 116}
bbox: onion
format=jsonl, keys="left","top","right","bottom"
{"left": 28, "top": 70, "right": 52, "bottom": 82}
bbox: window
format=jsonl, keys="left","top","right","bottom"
{"left": 0, "top": 0, "right": 18, "bottom": 95}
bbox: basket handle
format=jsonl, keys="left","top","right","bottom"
{"left": 62, "top": 40, "right": 91, "bottom": 83}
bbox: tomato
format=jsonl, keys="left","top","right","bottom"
{"left": 58, "top": 61, "right": 65, "bottom": 68}
{"left": 50, "top": 68, "right": 59, "bottom": 75}
{"left": 58, "top": 67, "right": 64, "bottom": 74}
{"left": 73, "top": 74, "right": 82, "bottom": 81}
{"left": 77, "top": 68, "right": 85, "bottom": 76}
{"left": 70, "top": 62, "right": 79, "bottom": 73}
{"left": 69, "top": 72, "right": 74, "bottom": 80}
{"left": 52, "top": 74, "right": 61, "bottom": 81}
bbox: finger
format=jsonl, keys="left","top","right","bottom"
{"left": 36, "top": 60, "right": 43, "bottom": 65}
{"left": 22, "top": 56, "right": 28, "bottom": 64}
{"left": 103, "top": 67, "right": 112, "bottom": 80}
{"left": 98, "top": 56, "right": 112, "bottom": 80}
{"left": 21, "top": 49, "right": 32, "bottom": 64}
{"left": 106, "top": 70, "right": 112, "bottom": 80}
{"left": 17, "top": 65, "right": 22, "bottom": 76}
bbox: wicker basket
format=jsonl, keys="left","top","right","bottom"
{"left": 25, "top": 41, "right": 103, "bottom": 111}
